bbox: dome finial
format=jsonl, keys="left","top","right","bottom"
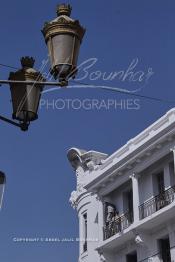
{"left": 20, "top": 56, "right": 35, "bottom": 68}
{"left": 56, "top": 3, "right": 72, "bottom": 17}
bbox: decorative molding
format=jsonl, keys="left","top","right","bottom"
{"left": 85, "top": 123, "right": 175, "bottom": 192}
{"left": 86, "top": 160, "right": 96, "bottom": 171}
{"left": 42, "top": 12, "right": 86, "bottom": 43}
{"left": 170, "top": 146, "right": 175, "bottom": 152}
{"left": 96, "top": 109, "right": 175, "bottom": 170}
{"left": 67, "top": 148, "right": 108, "bottom": 172}
{"left": 129, "top": 173, "right": 139, "bottom": 180}
{"left": 69, "top": 191, "right": 79, "bottom": 209}
{"left": 95, "top": 194, "right": 103, "bottom": 201}
{"left": 77, "top": 183, "right": 86, "bottom": 194}
{"left": 135, "top": 234, "right": 144, "bottom": 246}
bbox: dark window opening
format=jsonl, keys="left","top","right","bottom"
{"left": 155, "top": 172, "right": 166, "bottom": 211}
{"left": 159, "top": 237, "right": 171, "bottom": 262}
{"left": 83, "top": 213, "right": 87, "bottom": 252}
{"left": 157, "top": 172, "right": 165, "bottom": 194}
{"left": 126, "top": 251, "right": 137, "bottom": 262}
{"left": 124, "top": 190, "right": 133, "bottom": 223}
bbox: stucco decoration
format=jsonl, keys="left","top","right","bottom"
{"left": 68, "top": 148, "right": 108, "bottom": 207}
{"left": 135, "top": 234, "right": 144, "bottom": 245}
{"left": 69, "top": 191, "right": 79, "bottom": 209}
{"left": 67, "top": 147, "right": 108, "bottom": 172}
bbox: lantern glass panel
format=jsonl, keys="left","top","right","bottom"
{"left": 11, "top": 84, "right": 42, "bottom": 122}
{"left": 50, "top": 34, "right": 80, "bottom": 79}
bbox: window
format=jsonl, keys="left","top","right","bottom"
{"left": 123, "top": 189, "right": 133, "bottom": 223}
{"left": 83, "top": 213, "right": 87, "bottom": 252}
{"left": 159, "top": 237, "right": 171, "bottom": 262}
{"left": 169, "top": 162, "right": 175, "bottom": 186}
{"left": 126, "top": 251, "right": 137, "bottom": 262}
{"left": 153, "top": 171, "right": 165, "bottom": 196}
{"left": 156, "top": 172, "right": 165, "bottom": 194}
{"left": 154, "top": 172, "right": 166, "bottom": 211}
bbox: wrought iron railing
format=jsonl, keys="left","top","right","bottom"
{"left": 103, "top": 210, "right": 133, "bottom": 240}
{"left": 139, "top": 186, "right": 175, "bottom": 220}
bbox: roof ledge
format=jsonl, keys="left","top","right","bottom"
{"left": 67, "top": 147, "right": 108, "bottom": 170}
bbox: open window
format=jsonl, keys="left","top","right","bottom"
{"left": 157, "top": 172, "right": 165, "bottom": 194}
{"left": 126, "top": 251, "right": 138, "bottom": 262}
{"left": 159, "top": 237, "right": 171, "bottom": 262}
{"left": 123, "top": 189, "right": 133, "bottom": 223}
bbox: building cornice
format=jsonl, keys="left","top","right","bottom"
{"left": 84, "top": 108, "right": 175, "bottom": 192}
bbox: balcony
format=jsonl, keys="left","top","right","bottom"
{"left": 139, "top": 186, "right": 175, "bottom": 220}
{"left": 103, "top": 210, "right": 133, "bottom": 240}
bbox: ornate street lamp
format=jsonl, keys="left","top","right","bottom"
{"left": 42, "top": 4, "right": 86, "bottom": 82}
{"left": 9, "top": 57, "right": 45, "bottom": 130}
{"left": 0, "top": 3, "right": 86, "bottom": 131}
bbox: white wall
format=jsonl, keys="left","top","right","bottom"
{"left": 139, "top": 171, "right": 153, "bottom": 205}
{"left": 77, "top": 193, "right": 101, "bottom": 262}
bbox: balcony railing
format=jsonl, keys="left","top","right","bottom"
{"left": 103, "top": 210, "right": 133, "bottom": 240}
{"left": 139, "top": 186, "right": 175, "bottom": 220}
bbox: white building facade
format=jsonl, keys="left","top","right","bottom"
{"left": 68, "top": 108, "right": 175, "bottom": 262}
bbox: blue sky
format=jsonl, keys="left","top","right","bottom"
{"left": 0, "top": 0, "right": 175, "bottom": 261}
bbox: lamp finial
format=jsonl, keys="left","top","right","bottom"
{"left": 57, "top": 3, "right": 72, "bottom": 17}
{"left": 21, "top": 56, "right": 35, "bottom": 68}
